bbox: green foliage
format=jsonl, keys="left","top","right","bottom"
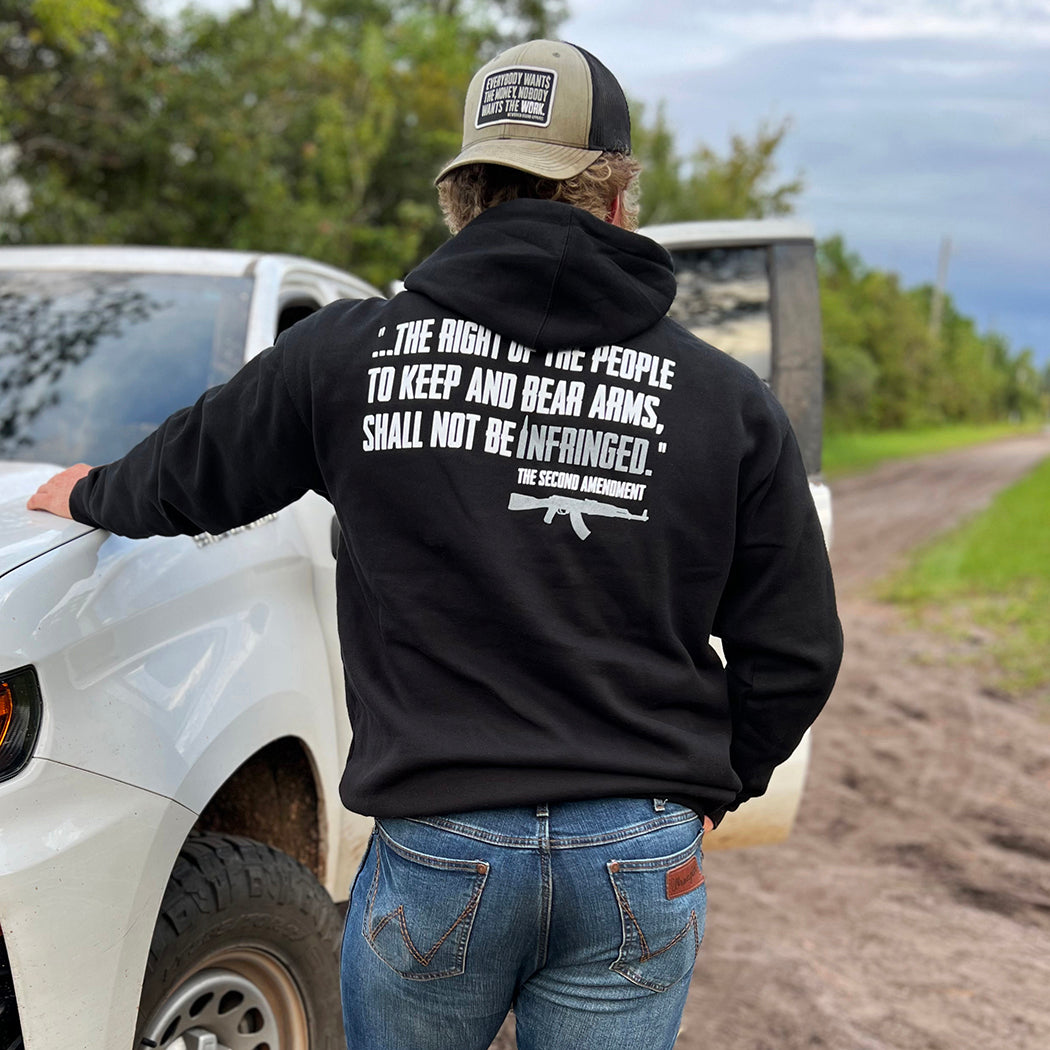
{"left": 7, "top": 0, "right": 801, "bottom": 282}
{"left": 632, "top": 104, "right": 803, "bottom": 225}
{"left": 0, "top": 0, "right": 119, "bottom": 142}
{"left": 819, "top": 235, "right": 1042, "bottom": 432}
{"left": 33, "top": 0, "right": 120, "bottom": 48}
{"left": 0, "top": 0, "right": 564, "bottom": 284}
{"left": 3, "top": 1, "right": 797, "bottom": 276}
{"left": 2, "top": 0, "right": 119, "bottom": 54}
{"left": 883, "top": 456, "right": 1050, "bottom": 696}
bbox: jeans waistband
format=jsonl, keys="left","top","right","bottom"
{"left": 394, "top": 797, "right": 700, "bottom": 850}
{"left": 536, "top": 798, "right": 666, "bottom": 817}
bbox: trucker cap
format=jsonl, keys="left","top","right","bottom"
{"left": 435, "top": 39, "right": 632, "bottom": 183}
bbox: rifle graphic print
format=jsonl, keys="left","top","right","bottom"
{"left": 507, "top": 493, "right": 649, "bottom": 540}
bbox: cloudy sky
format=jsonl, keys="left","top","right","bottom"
{"left": 561, "top": 0, "right": 1050, "bottom": 366}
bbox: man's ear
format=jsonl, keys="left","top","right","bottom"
{"left": 606, "top": 192, "right": 623, "bottom": 227}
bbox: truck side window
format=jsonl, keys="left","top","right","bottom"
{"left": 667, "top": 246, "right": 772, "bottom": 382}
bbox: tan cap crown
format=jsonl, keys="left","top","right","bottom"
{"left": 436, "top": 39, "right": 631, "bottom": 183}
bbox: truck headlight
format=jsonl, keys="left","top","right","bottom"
{"left": 0, "top": 666, "right": 42, "bottom": 783}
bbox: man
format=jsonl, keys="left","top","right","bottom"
{"left": 30, "top": 39, "right": 841, "bottom": 1050}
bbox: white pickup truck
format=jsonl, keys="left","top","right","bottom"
{"left": 0, "top": 224, "right": 830, "bottom": 1050}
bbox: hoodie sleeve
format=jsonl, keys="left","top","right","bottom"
{"left": 711, "top": 392, "right": 843, "bottom": 817}
{"left": 69, "top": 332, "right": 324, "bottom": 538}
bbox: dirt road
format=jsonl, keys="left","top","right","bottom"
{"left": 490, "top": 431, "right": 1050, "bottom": 1050}
{"left": 675, "top": 431, "right": 1050, "bottom": 1050}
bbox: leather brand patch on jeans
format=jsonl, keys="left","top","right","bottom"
{"left": 665, "top": 855, "right": 704, "bottom": 899}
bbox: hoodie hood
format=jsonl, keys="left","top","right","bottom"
{"left": 404, "top": 198, "right": 676, "bottom": 353}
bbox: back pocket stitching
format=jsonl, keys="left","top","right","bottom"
{"left": 607, "top": 849, "right": 704, "bottom": 992}
{"left": 367, "top": 847, "right": 487, "bottom": 967}
{"left": 613, "top": 881, "right": 700, "bottom": 964}
{"left": 363, "top": 835, "right": 489, "bottom": 980}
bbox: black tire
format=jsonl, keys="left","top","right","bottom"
{"left": 135, "top": 833, "right": 344, "bottom": 1050}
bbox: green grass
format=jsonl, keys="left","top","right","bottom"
{"left": 883, "top": 456, "right": 1050, "bottom": 697}
{"left": 822, "top": 422, "right": 1042, "bottom": 479}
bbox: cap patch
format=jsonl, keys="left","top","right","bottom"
{"left": 475, "top": 66, "right": 558, "bottom": 130}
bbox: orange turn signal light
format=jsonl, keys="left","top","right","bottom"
{"left": 0, "top": 680, "right": 12, "bottom": 749}
{"left": 0, "top": 667, "right": 42, "bottom": 782}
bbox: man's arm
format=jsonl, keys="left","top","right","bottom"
{"left": 713, "top": 399, "right": 843, "bottom": 815}
{"left": 28, "top": 336, "right": 325, "bottom": 537}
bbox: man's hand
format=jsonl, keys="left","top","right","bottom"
{"left": 27, "top": 464, "right": 93, "bottom": 519}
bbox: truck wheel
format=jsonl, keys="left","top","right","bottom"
{"left": 136, "top": 833, "right": 344, "bottom": 1050}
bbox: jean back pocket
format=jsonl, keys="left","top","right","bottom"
{"left": 363, "top": 821, "right": 489, "bottom": 981}
{"left": 607, "top": 832, "right": 706, "bottom": 992}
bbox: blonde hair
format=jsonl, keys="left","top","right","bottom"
{"left": 437, "top": 152, "right": 642, "bottom": 234}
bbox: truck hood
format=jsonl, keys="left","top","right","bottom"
{"left": 0, "top": 462, "right": 97, "bottom": 578}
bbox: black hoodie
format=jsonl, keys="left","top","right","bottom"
{"left": 72, "top": 199, "right": 842, "bottom": 824}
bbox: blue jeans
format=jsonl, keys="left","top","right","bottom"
{"left": 340, "top": 798, "right": 706, "bottom": 1050}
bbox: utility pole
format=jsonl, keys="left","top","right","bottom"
{"left": 929, "top": 235, "right": 952, "bottom": 342}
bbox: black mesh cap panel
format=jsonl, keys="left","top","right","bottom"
{"left": 572, "top": 43, "right": 632, "bottom": 153}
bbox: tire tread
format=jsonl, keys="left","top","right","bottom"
{"left": 138, "top": 832, "right": 343, "bottom": 1049}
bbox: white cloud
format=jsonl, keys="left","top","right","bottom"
{"left": 565, "top": 0, "right": 1050, "bottom": 78}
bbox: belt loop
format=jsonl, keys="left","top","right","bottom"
{"left": 536, "top": 803, "right": 549, "bottom": 817}
{"left": 653, "top": 798, "right": 667, "bottom": 812}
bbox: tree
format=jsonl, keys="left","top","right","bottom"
{"left": 0, "top": 0, "right": 566, "bottom": 282}
{"left": 632, "top": 104, "right": 803, "bottom": 225}
{"left": 1, "top": 0, "right": 122, "bottom": 145}
{"left": 0, "top": 0, "right": 119, "bottom": 60}
{"left": 818, "top": 235, "right": 1042, "bottom": 430}
{"left": 5, "top": 0, "right": 804, "bottom": 278}
{"left": 1, "top": 0, "right": 173, "bottom": 240}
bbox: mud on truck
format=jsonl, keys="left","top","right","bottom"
{"left": 0, "top": 221, "right": 829, "bottom": 1050}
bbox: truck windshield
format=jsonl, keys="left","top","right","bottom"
{"left": 666, "top": 246, "right": 772, "bottom": 381}
{"left": 0, "top": 271, "right": 250, "bottom": 466}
